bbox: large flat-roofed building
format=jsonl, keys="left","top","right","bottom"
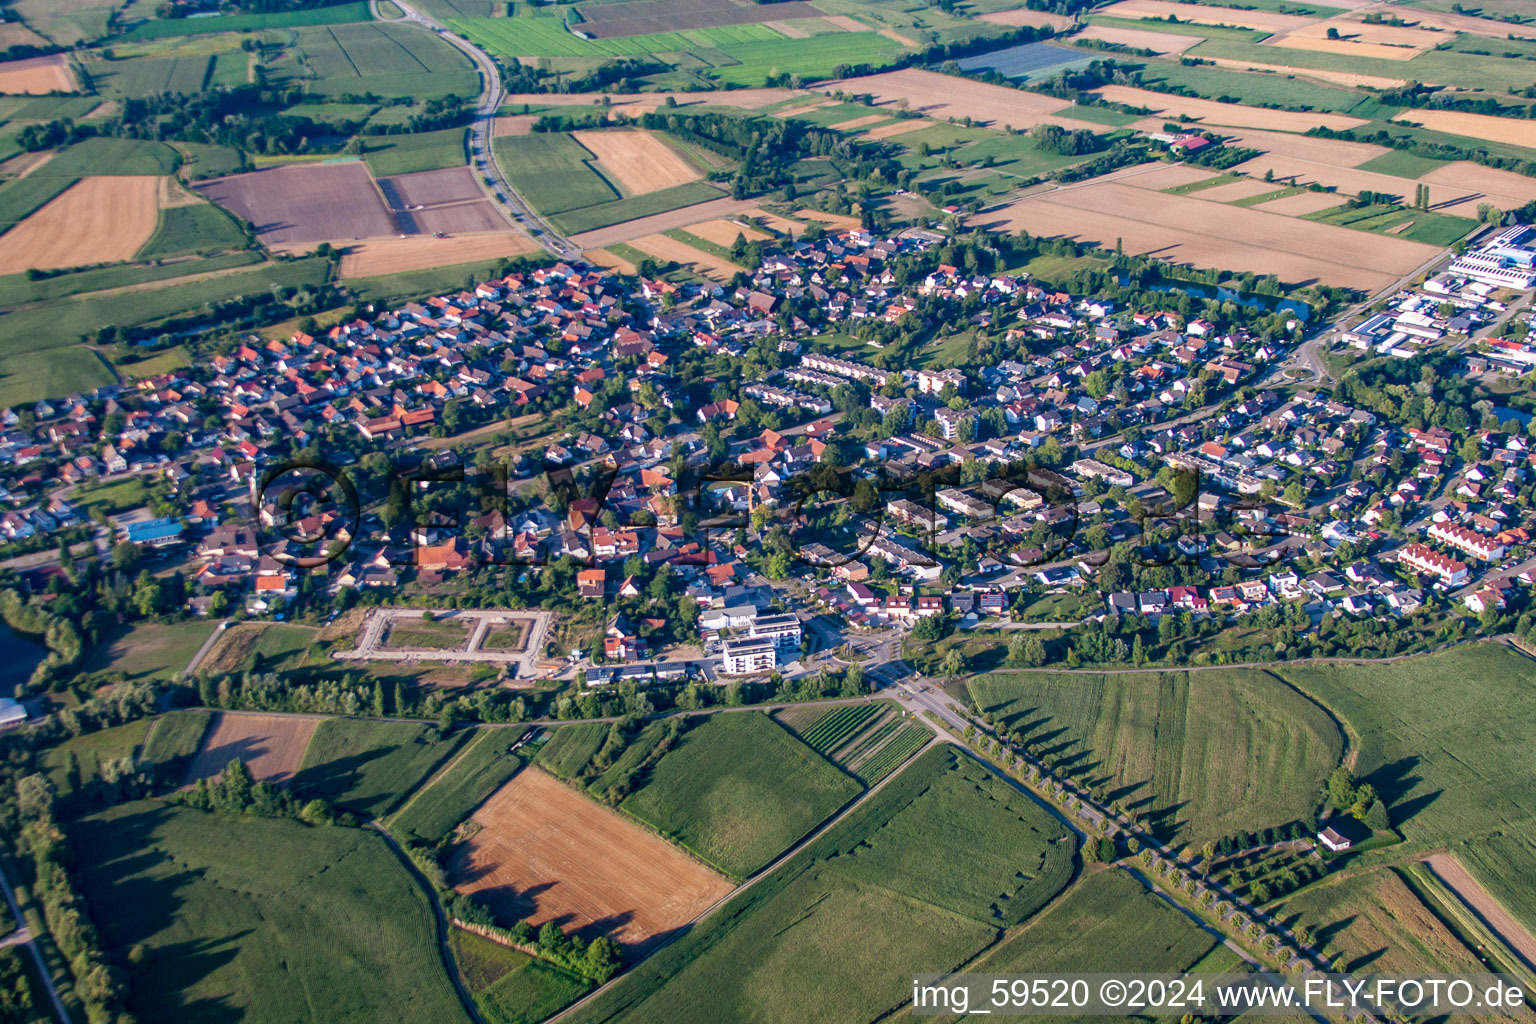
{"left": 722, "top": 636, "right": 778, "bottom": 676}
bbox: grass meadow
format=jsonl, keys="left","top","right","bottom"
{"left": 534, "top": 721, "right": 607, "bottom": 779}
{"left": 74, "top": 802, "right": 465, "bottom": 1024}
{"left": 449, "top": 926, "right": 590, "bottom": 1024}
{"left": 293, "top": 718, "right": 471, "bottom": 817}
{"left": 621, "top": 712, "right": 862, "bottom": 878}
{"left": 363, "top": 127, "right": 467, "bottom": 177}
{"left": 137, "top": 203, "right": 249, "bottom": 259}
{"left": 1273, "top": 643, "right": 1536, "bottom": 936}
{"left": 568, "top": 746, "right": 1074, "bottom": 1024}
{"left": 969, "top": 669, "right": 1344, "bottom": 848}
{"left": 388, "top": 727, "right": 527, "bottom": 843}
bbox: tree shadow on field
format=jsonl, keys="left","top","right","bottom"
{"left": 1363, "top": 757, "right": 1434, "bottom": 824}
{"left": 288, "top": 745, "right": 400, "bottom": 807}
{"left": 1312, "top": 913, "right": 1357, "bottom": 951}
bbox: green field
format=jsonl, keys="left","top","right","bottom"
{"left": 140, "top": 711, "right": 214, "bottom": 773}
{"left": 587, "top": 720, "right": 670, "bottom": 801}
{"left": 138, "top": 203, "right": 250, "bottom": 259}
{"left": 450, "top": 926, "right": 590, "bottom": 1024}
{"left": 84, "top": 51, "right": 250, "bottom": 97}
{"left": 364, "top": 127, "right": 468, "bottom": 177}
{"left": 493, "top": 133, "right": 619, "bottom": 216}
{"left": 117, "top": 1, "right": 373, "bottom": 38}
{"left": 622, "top": 712, "right": 862, "bottom": 878}
{"left": 969, "top": 670, "right": 1344, "bottom": 847}
{"left": 1305, "top": 201, "right": 1478, "bottom": 247}
{"left": 388, "top": 728, "right": 526, "bottom": 843}
{"left": 75, "top": 801, "right": 466, "bottom": 1023}
{"left": 1187, "top": 35, "right": 1536, "bottom": 94}
{"left": 535, "top": 721, "right": 607, "bottom": 779}
{"left": 569, "top": 746, "right": 1074, "bottom": 1024}
{"left": 549, "top": 181, "right": 724, "bottom": 235}
{"left": 84, "top": 620, "right": 217, "bottom": 683}
{"left": 1356, "top": 149, "right": 1452, "bottom": 179}
{"left": 1127, "top": 58, "right": 1374, "bottom": 115}
{"left": 344, "top": 256, "right": 524, "bottom": 304}
{"left": 281, "top": 22, "right": 479, "bottom": 99}
{"left": 1273, "top": 643, "right": 1536, "bottom": 936}
{"left": 450, "top": 17, "right": 785, "bottom": 59}
{"left": 293, "top": 719, "right": 472, "bottom": 817}
{"left": 923, "top": 870, "right": 1217, "bottom": 1023}
{"left": 710, "top": 33, "right": 907, "bottom": 87}
{"left": 0, "top": 347, "right": 117, "bottom": 410}
{"left": 0, "top": 257, "right": 330, "bottom": 352}
{"left": 178, "top": 141, "right": 245, "bottom": 179}
{"left": 0, "top": 252, "right": 261, "bottom": 309}
{"left": 0, "top": 139, "right": 180, "bottom": 231}
{"left": 1274, "top": 867, "right": 1489, "bottom": 976}
{"left": 39, "top": 719, "right": 152, "bottom": 793}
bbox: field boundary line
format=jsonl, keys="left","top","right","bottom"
{"left": 385, "top": 728, "right": 492, "bottom": 829}
{"left": 545, "top": 729, "right": 943, "bottom": 1024}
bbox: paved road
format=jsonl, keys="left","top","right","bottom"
{"left": 378, "top": 0, "right": 583, "bottom": 260}
{"left": 0, "top": 862, "right": 70, "bottom": 1024}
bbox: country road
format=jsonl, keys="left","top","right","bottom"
{"left": 376, "top": 0, "right": 582, "bottom": 260}
{"left": 0, "top": 862, "right": 70, "bottom": 1024}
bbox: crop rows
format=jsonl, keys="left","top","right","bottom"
{"left": 856, "top": 724, "right": 928, "bottom": 784}
{"left": 799, "top": 704, "right": 881, "bottom": 754}
{"left": 838, "top": 716, "right": 898, "bottom": 763}
{"left": 451, "top": 17, "right": 784, "bottom": 59}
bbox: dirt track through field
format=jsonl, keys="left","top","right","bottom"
{"left": 1424, "top": 854, "right": 1536, "bottom": 972}
{"left": 0, "top": 54, "right": 75, "bottom": 93}
{"left": 566, "top": 195, "right": 752, "bottom": 248}
{"left": 184, "top": 712, "right": 317, "bottom": 787}
{"left": 448, "top": 769, "right": 733, "bottom": 951}
{"left": 573, "top": 130, "right": 700, "bottom": 195}
{"left": 0, "top": 176, "right": 159, "bottom": 274}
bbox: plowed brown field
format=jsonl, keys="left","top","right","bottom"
{"left": 448, "top": 769, "right": 733, "bottom": 951}
{"left": 338, "top": 232, "right": 538, "bottom": 277}
{"left": 184, "top": 712, "right": 318, "bottom": 786}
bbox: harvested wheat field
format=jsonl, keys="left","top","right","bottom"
{"left": 448, "top": 769, "right": 733, "bottom": 951}
{"left": 1267, "top": 35, "right": 1422, "bottom": 60}
{"left": 829, "top": 113, "right": 890, "bottom": 131}
{"left": 974, "top": 179, "right": 1438, "bottom": 291}
{"left": 630, "top": 233, "right": 743, "bottom": 282}
{"left": 337, "top": 233, "right": 538, "bottom": 278}
{"left": 0, "top": 54, "right": 75, "bottom": 94}
{"left": 817, "top": 68, "right": 1102, "bottom": 132}
{"left": 862, "top": 118, "right": 935, "bottom": 139}
{"left": 1393, "top": 109, "right": 1536, "bottom": 149}
{"left": 1382, "top": 4, "right": 1531, "bottom": 39}
{"left": 0, "top": 175, "right": 159, "bottom": 274}
{"left": 743, "top": 207, "right": 807, "bottom": 235}
{"left": 1420, "top": 162, "right": 1536, "bottom": 204}
{"left": 795, "top": 207, "right": 862, "bottom": 230}
{"left": 1233, "top": 152, "right": 1527, "bottom": 210}
{"left": 184, "top": 712, "right": 318, "bottom": 786}
{"left": 686, "top": 218, "right": 771, "bottom": 247}
{"left": 1124, "top": 162, "right": 1223, "bottom": 190}
{"left": 1195, "top": 177, "right": 1287, "bottom": 202}
{"left": 573, "top": 130, "right": 699, "bottom": 195}
{"left": 1209, "top": 126, "right": 1389, "bottom": 167}
{"left": 1099, "top": 0, "right": 1312, "bottom": 32}
{"left": 977, "top": 8, "right": 1073, "bottom": 29}
{"left": 566, "top": 196, "right": 753, "bottom": 248}
{"left": 1075, "top": 23, "right": 1203, "bottom": 54}
{"left": 585, "top": 247, "right": 637, "bottom": 274}
{"left": 1093, "top": 85, "right": 1367, "bottom": 132}
{"left": 494, "top": 115, "right": 535, "bottom": 137}
{"left": 1285, "top": 16, "right": 1439, "bottom": 50}
{"left": 1253, "top": 190, "right": 1349, "bottom": 215}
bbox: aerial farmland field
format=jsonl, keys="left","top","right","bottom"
{"left": 183, "top": 711, "right": 318, "bottom": 787}
{"left": 76, "top": 802, "right": 465, "bottom": 1023}
{"left": 568, "top": 746, "right": 1075, "bottom": 1024}
{"left": 448, "top": 766, "right": 735, "bottom": 951}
